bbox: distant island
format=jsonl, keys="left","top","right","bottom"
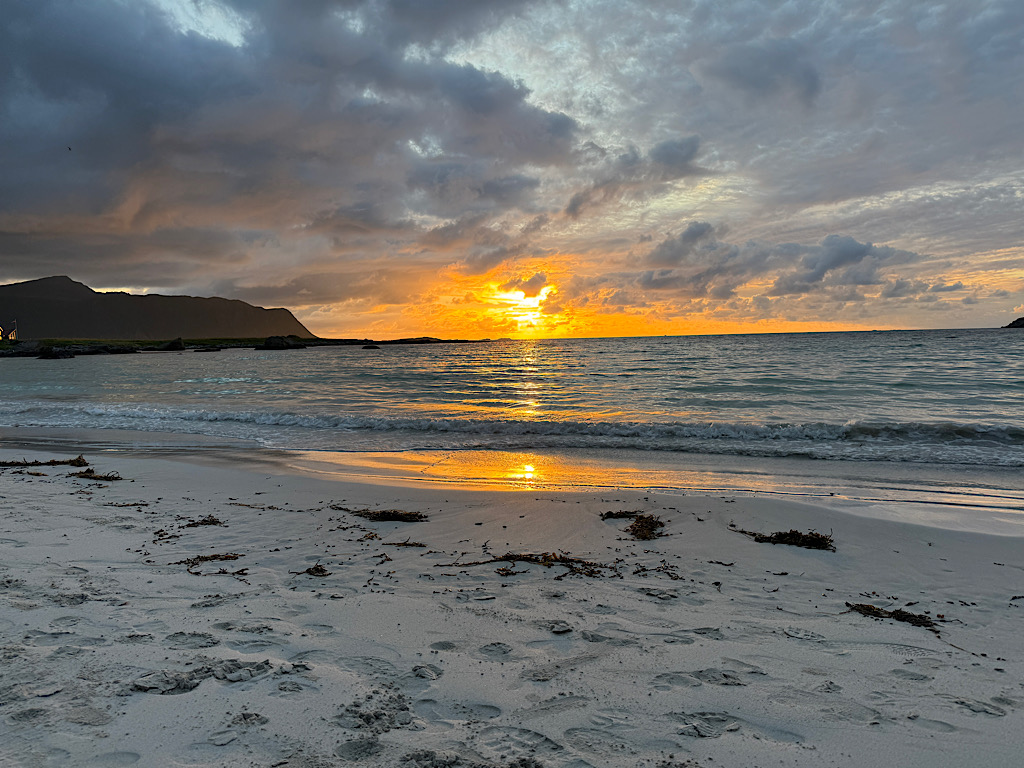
{"left": 0, "top": 276, "right": 313, "bottom": 340}
{"left": 1005, "top": 317, "right": 1024, "bottom": 328}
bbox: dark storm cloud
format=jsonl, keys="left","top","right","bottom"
{"left": 0, "top": 0, "right": 571, "bottom": 296}
{"left": 704, "top": 40, "right": 821, "bottom": 106}
{"left": 564, "top": 135, "right": 706, "bottom": 219}
{"left": 609, "top": 227, "right": 926, "bottom": 304}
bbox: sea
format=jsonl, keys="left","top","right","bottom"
{"left": 2, "top": 328, "right": 1023, "bottom": 512}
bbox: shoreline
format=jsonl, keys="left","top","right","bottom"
{"left": 2, "top": 432, "right": 1023, "bottom": 766}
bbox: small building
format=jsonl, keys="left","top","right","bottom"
{"left": 1, "top": 320, "right": 17, "bottom": 340}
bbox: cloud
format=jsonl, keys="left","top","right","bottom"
{"left": 564, "top": 135, "right": 707, "bottom": 219}
{"left": 500, "top": 272, "right": 547, "bottom": 297}
{"left": 2, "top": 0, "right": 1022, "bottom": 335}
{"left": 704, "top": 39, "right": 821, "bottom": 106}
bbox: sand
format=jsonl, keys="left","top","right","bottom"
{"left": 1, "top": 431, "right": 1023, "bottom": 767}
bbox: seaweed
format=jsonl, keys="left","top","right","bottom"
{"left": 845, "top": 602, "right": 937, "bottom": 629}
{"left": 0, "top": 454, "right": 88, "bottom": 468}
{"left": 69, "top": 468, "right": 123, "bottom": 482}
{"left": 170, "top": 552, "right": 248, "bottom": 582}
{"left": 625, "top": 514, "right": 665, "bottom": 540}
{"left": 291, "top": 561, "right": 332, "bottom": 577}
{"left": 333, "top": 505, "right": 427, "bottom": 522}
{"left": 600, "top": 510, "right": 642, "bottom": 520}
{"left": 183, "top": 515, "right": 226, "bottom": 528}
{"left": 439, "top": 550, "right": 616, "bottom": 579}
{"left": 730, "top": 525, "right": 835, "bottom": 551}
{"left": 383, "top": 539, "right": 426, "bottom": 548}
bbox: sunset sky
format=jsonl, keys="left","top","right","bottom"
{"left": 2, "top": 0, "right": 1022, "bottom": 338}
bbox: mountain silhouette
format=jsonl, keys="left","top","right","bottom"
{"left": 0, "top": 276, "right": 313, "bottom": 340}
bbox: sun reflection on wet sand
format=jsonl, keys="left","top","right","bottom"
{"left": 286, "top": 448, "right": 1024, "bottom": 515}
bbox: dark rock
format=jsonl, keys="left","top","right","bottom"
{"left": 0, "top": 276, "right": 314, "bottom": 340}
{"left": 1004, "top": 317, "right": 1024, "bottom": 328}
{"left": 158, "top": 337, "right": 186, "bottom": 351}
{"left": 256, "top": 335, "right": 306, "bottom": 350}
{"left": 362, "top": 344, "right": 381, "bottom": 350}
{"left": 37, "top": 346, "right": 74, "bottom": 359}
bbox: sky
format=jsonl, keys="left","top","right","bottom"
{"left": 1, "top": 0, "right": 1022, "bottom": 339}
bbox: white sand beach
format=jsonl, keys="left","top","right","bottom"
{"left": 2, "top": 430, "right": 1023, "bottom": 767}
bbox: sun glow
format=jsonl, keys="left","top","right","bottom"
{"left": 491, "top": 284, "right": 556, "bottom": 335}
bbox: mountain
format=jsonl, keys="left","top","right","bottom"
{"left": 1005, "top": 317, "right": 1024, "bottom": 328}
{"left": 0, "top": 276, "right": 314, "bottom": 340}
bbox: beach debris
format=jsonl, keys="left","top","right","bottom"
{"left": 600, "top": 509, "right": 643, "bottom": 520}
{"left": 383, "top": 538, "right": 426, "bottom": 547}
{"left": 495, "top": 566, "right": 529, "bottom": 577}
{"left": 0, "top": 454, "right": 89, "bottom": 468}
{"left": 625, "top": 514, "right": 665, "bottom": 540}
{"left": 730, "top": 524, "right": 835, "bottom": 551}
{"left": 183, "top": 514, "right": 226, "bottom": 527}
{"left": 333, "top": 505, "right": 428, "bottom": 522}
{"left": 171, "top": 552, "right": 248, "bottom": 582}
{"left": 440, "top": 550, "right": 616, "bottom": 579}
{"left": 844, "top": 602, "right": 937, "bottom": 629}
{"left": 68, "top": 468, "right": 123, "bottom": 481}
{"left": 291, "top": 560, "right": 332, "bottom": 577}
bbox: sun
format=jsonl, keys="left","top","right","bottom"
{"left": 491, "top": 285, "right": 556, "bottom": 335}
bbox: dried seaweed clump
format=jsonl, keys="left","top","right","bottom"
{"left": 625, "top": 514, "right": 665, "bottom": 540}
{"left": 1, "top": 454, "right": 89, "bottom": 468}
{"left": 731, "top": 525, "right": 835, "bottom": 551}
{"left": 845, "top": 602, "right": 937, "bottom": 629}
{"left": 333, "top": 505, "right": 427, "bottom": 522}
{"left": 69, "top": 468, "right": 123, "bottom": 481}
{"left": 600, "top": 510, "right": 641, "bottom": 520}
{"left": 291, "top": 561, "right": 332, "bottom": 577}
{"left": 442, "top": 550, "right": 615, "bottom": 579}
{"left": 183, "top": 515, "right": 225, "bottom": 528}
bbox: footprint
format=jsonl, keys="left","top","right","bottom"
{"left": 890, "top": 668, "right": 932, "bottom": 682}
{"left": 414, "top": 699, "right": 501, "bottom": 721}
{"left": 690, "top": 668, "right": 746, "bottom": 686}
{"left": 942, "top": 696, "right": 1007, "bottom": 717}
{"left": 516, "top": 695, "right": 589, "bottom": 721}
{"left": 537, "top": 619, "right": 573, "bottom": 634}
{"left": 652, "top": 672, "right": 701, "bottom": 690}
{"left": 906, "top": 714, "right": 957, "bottom": 732}
{"left": 84, "top": 753, "right": 140, "bottom": 767}
{"left": 580, "top": 630, "right": 636, "bottom": 647}
{"left": 65, "top": 706, "right": 113, "bottom": 726}
{"left": 335, "top": 736, "right": 383, "bottom": 760}
{"left": 669, "top": 711, "right": 741, "bottom": 738}
{"left": 475, "top": 726, "right": 563, "bottom": 759}
{"left": 165, "top": 632, "right": 219, "bottom": 649}
{"left": 477, "top": 642, "right": 513, "bottom": 659}
{"left": 563, "top": 727, "right": 636, "bottom": 754}
{"left": 23, "top": 630, "right": 103, "bottom": 647}
{"left": 429, "top": 641, "right": 457, "bottom": 651}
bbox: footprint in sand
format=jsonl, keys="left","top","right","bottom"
{"left": 474, "top": 726, "right": 564, "bottom": 759}
{"left": 941, "top": 695, "right": 1007, "bottom": 717}
{"left": 414, "top": 699, "right": 501, "bottom": 721}
{"left": 83, "top": 752, "right": 141, "bottom": 767}
{"left": 516, "top": 695, "right": 589, "bottom": 721}
{"left": 334, "top": 735, "right": 383, "bottom": 760}
{"left": 477, "top": 642, "right": 513, "bottom": 659}
{"left": 429, "top": 640, "right": 458, "bottom": 651}
{"left": 652, "top": 672, "right": 702, "bottom": 690}
{"left": 669, "top": 711, "right": 741, "bottom": 738}
{"left": 165, "top": 631, "right": 219, "bottom": 649}
{"left": 563, "top": 727, "right": 637, "bottom": 755}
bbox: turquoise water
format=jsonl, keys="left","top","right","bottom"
{"left": 1, "top": 329, "right": 1022, "bottom": 468}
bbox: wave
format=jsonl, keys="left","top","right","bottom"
{"left": 2, "top": 401, "right": 1023, "bottom": 466}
